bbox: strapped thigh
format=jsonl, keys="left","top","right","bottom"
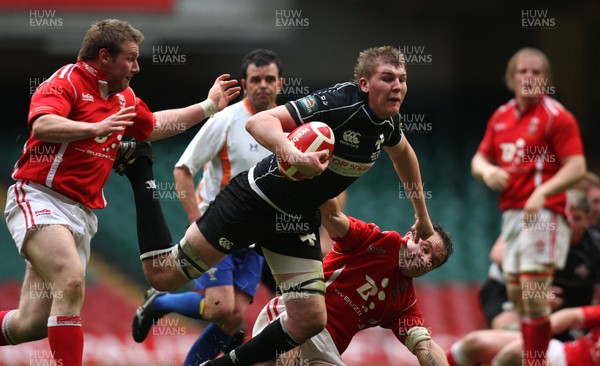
{"left": 261, "top": 247, "right": 325, "bottom": 300}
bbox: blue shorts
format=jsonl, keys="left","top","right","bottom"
{"left": 193, "top": 247, "right": 264, "bottom": 299}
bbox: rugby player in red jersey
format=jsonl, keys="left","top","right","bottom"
{"left": 0, "top": 18, "right": 239, "bottom": 366}
{"left": 252, "top": 198, "right": 453, "bottom": 366}
{"left": 471, "top": 47, "right": 586, "bottom": 366}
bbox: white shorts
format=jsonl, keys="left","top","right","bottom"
{"left": 547, "top": 339, "right": 566, "bottom": 366}
{"left": 501, "top": 209, "right": 570, "bottom": 273}
{"left": 253, "top": 297, "right": 344, "bottom": 366}
{"left": 4, "top": 181, "right": 97, "bottom": 270}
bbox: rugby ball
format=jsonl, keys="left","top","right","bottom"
{"left": 277, "top": 122, "right": 335, "bottom": 181}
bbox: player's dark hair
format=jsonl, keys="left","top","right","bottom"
{"left": 78, "top": 19, "right": 144, "bottom": 61}
{"left": 353, "top": 46, "right": 406, "bottom": 83}
{"left": 433, "top": 224, "right": 453, "bottom": 266}
{"left": 241, "top": 49, "right": 282, "bottom": 80}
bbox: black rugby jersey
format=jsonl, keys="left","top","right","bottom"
{"left": 554, "top": 227, "right": 600, "bottom": 310}
{"left": 249, "top": 82, "right": 403, "bottom": 214}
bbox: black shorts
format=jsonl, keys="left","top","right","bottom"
{"left": 478, "top": 278, "right": 509, "bottom": 327}
{"left": 196, "top": 172, "right": 323, "bottom": 261}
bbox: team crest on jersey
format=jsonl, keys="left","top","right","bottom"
{"left": 527, "top": 117, "right": 540, "bottom": 135}
{"left": 298, "top": 95, "right": 318, "bottom": 114}
{"left": 116, "top": 94, "right": 127, "bottom": 109}
{"left": 249, "top": 143, "right": 260, "bottom": 152}
{"left": 206, "top": 267, "right": 218, "bottom": 281}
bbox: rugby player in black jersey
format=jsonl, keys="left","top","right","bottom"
{"left": 118, "top": 46, "right": 434, "bottom": 366}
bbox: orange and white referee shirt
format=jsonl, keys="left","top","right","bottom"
{"left": 175, "top": 98, "right": 271, "bottom": 212}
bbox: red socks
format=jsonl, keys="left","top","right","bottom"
{"left": 521, "top": 316, "right": 551, "bottom": 366}
{"left": 0, "top": 310, "right": 16, "bottom": 346}
{"left": 47, "top": 316, "right": 83, "bottom": 366}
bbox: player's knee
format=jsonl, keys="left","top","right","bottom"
{"left": 493, "top": 347, "right": 521, "bottom": 366}
{"left": 288, "top": 305, "right": 326, "bottom": 339}
{"left": 225, "top": 308, "right": 246, "bottom": 329}
{"left": 58, "top": 276, "right": 84, "bottom": 302}
{"left": 459, "top": 331, "right": 485, "bottom": 358}
{"left": 204, "top": 304, "right": 234, "bottom": 321}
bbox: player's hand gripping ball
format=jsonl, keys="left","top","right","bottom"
{"left": 277, "top": 122, "right": 335, "bottom": 181}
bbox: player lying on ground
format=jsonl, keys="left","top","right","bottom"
{"left": 446, "top": 305, "right": 600, "bottom": 366}
{"left": 252, "top": 198, "right": 453, "bottom": 366}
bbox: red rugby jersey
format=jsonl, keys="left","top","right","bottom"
{"left": 477, "top": 96, "right": 583, "bottom": 214}
{"left": 12, "top": 61, "right": 155, "bottom": 209}
{"left": 323, "top": 217, "right": 423, "bottom": 354}
{"left": 564, "top": 306, "right": 600, "bottom": 366}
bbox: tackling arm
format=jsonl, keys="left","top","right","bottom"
{"left": 149, "top": 74, "right": 240, "bottom": 141}
{"left": 384, "top": 137, "right": 433, "bottom": 241}
{"left": 407, "top": 327, "right": 449, "bottom": 366}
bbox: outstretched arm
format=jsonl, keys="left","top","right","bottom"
{"left": 149, "top": 74, "right": 240, "bottom": 141}
{"left": 384, "top": 137, "right": 433, "bottom": 242}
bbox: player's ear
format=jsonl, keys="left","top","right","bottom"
{"left": 98, "top": 48, "right": 112, "bottom": 65}
{"left": 241, "top": 78, "right": 247, "bottom": 92}
{"left": 277, "top": 77, "right": 284, "bottom": 94}
{"left": 358, "top": 77, "right": 369, "bottom": 93}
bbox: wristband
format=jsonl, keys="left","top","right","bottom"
{"left": 200, "top": 99, "right": 218, "bottom": 118}
{"left": 405, "top": 326, "right": 431, "bottom": 353}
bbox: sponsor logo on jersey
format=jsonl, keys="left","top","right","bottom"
{"left": 81, "top": 93, "right": 94, "bottom": 102}
{"left": 297, "top": 95, "right": 318, "bottom": 114}
{"left": 494, "top": 122, "right": 507, "bottom": 131}
{"left": 328, "top": 155, "right": 374, "bottom": 177}
{"left": 219, "top": 237, "right": 234, "bottom": 250}
{"left": 341, "top": 130, "right": 361, "bottom": 148}
{"left": 34, "top": 208, "right": 52, "bottom": 216}
{"left": 249, "top": 143, "right": 260, "bottom": 152}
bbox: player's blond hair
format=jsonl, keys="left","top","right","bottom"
{"left": 78, "top": 19, "right": 144, "bottom": 61}
{"left": 568, "top": 189, "right": 590, "bottom": 213}
{"left": 353, "top": 46, "right": 406, "bottom": 83}
{"left": 504, "top": 47, "right": 552, "bottom": 92}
